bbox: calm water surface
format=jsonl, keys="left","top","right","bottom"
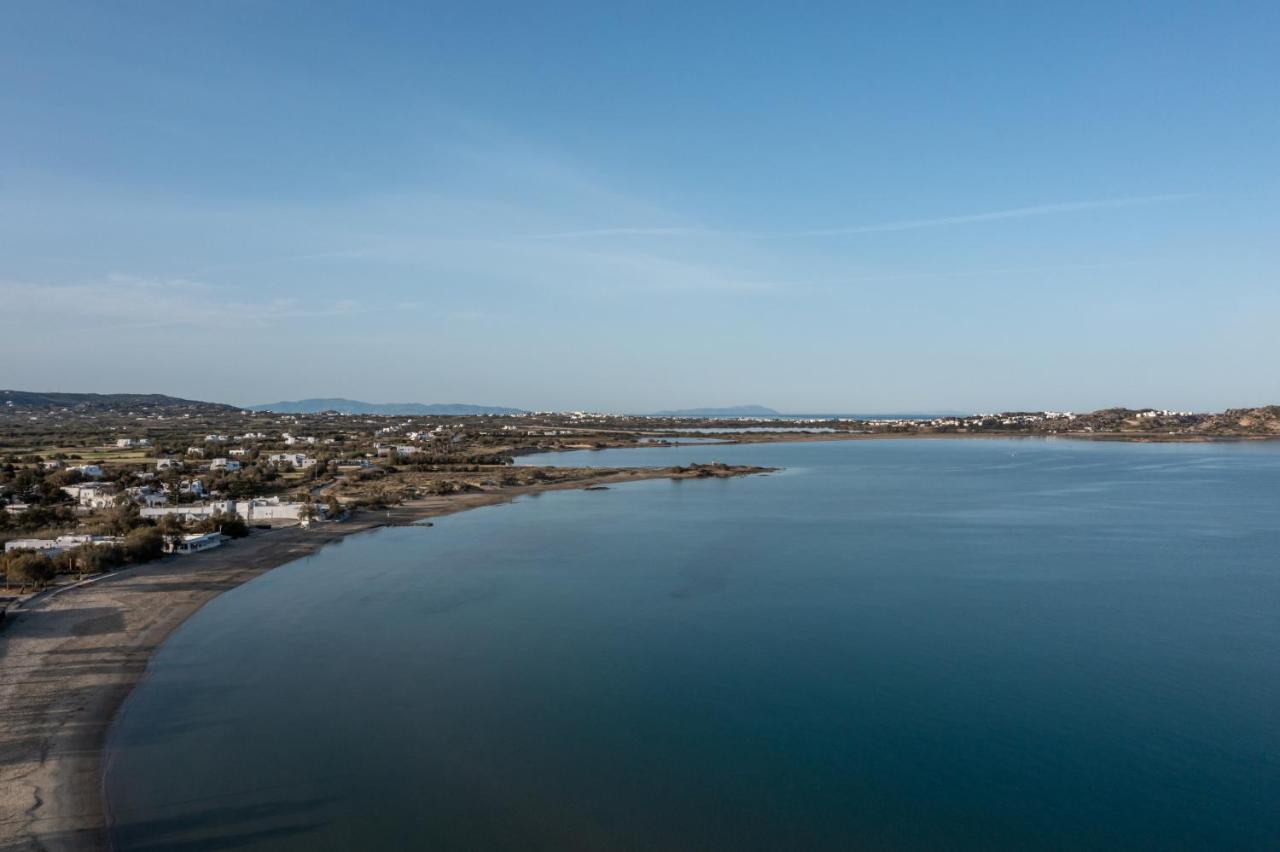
{"left": 106, "top": 439, "right": 1280, "bottom": 850}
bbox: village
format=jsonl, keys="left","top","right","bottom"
{"left": 3, "top": 395, "right": 1277, "bottom": 595}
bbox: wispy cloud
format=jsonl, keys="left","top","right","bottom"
{"left": 527, "top": 226, "right": 714, "bottom": 240}
{"left": 0, "top": 275, "right": 379, "bottom": 331}
{"left": 783, "top": 194, "right": 1195, "bottom": 237}
{"left": 526, "top": 194, "right": 1194, "bottom": 240}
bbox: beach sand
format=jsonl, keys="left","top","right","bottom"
{"left": 0, "top": 467, "right": 765, "bottom": 850}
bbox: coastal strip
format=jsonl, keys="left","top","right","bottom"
{"left": 0, "top": 464, "right": 769, "bottom": 851}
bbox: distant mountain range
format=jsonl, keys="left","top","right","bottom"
{"left": 249, "top": 398, "right": 527, "bottom": 416}
{"left": 1, "top": 389, "right": 236, "bottom": 413}
{"left": 653, "top": 405, "right": 781, "bottom": 417}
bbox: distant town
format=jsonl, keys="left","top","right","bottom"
{"left": 1, "top": 389, "right": 1276, "bottom": 593}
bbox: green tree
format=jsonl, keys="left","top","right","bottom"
{"left": 122, "top": 527, "right": 163, "bottom": 563}
{"left": 195, "top": 512, "right": 248, "bottom": 538}
{"left": 157, "top": 513, "right": 186, "bottom": 552}
{"left": 4, "top": 552, "right": 57, "bottom": 590}
{"left": 74, "top": 543, "right": 124, "bottom": 574}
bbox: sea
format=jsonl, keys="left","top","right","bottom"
{"left": 104, "top": 438, "right": 1280, "bottom": 850}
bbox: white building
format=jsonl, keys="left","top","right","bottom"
{"left": 61, "top": 483, "right": 118, "bottom": 509}
{"left": 69, "top": 464, "right": 105, "bottom": 479}
{"left": 166, "top": 532, "right": 224, "bottom": 555}
{"left": 4, "top": 539, "right": 64, "bottom": 554}
{"left": 141, "top": 500, "right": 236, "bottom": 521}
{"left": 141, "top": 498, "right": 323, "bottom": 525}
{"left": 210, "top": 458, "right": 242, "bottom": 472}
{"left": 268, "top": 453, "right": 317, "bottom": 469}
{"left": 238, "top": 497, "right": 322, "bottom": 522}
{"left": 115, "top": 438, "right": 151, "bottom": 448}
{"left": 179, "top": 479, "right": 207, "bottom": 497}
{"left": 156, "top": 458, "right": 184, "bottom": 471}
{"left": 128, "top": 486, "right": 168, "bottom": 507}
{"left": 5, "top": 534, "right": 121, "bottom": 554}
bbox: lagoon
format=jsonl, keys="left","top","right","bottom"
{"left": 106, "top": 438, "right": 1280, "bottom": 849}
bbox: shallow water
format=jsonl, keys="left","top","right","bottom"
{"left": 106, "top": 439, "right": 1280, "bottom": 850}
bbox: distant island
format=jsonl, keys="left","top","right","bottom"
{"left": 249, "top": 398, "right": 527, "bottom": 416}
{"left": 654, "top": 405, "right": 781, "bottom": 417}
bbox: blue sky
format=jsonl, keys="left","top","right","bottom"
{"left": 2, "top": 1, "right": 1277, "bottom": 412}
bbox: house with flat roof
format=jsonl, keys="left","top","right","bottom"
{"left": 165, "top": 532, "right": 224, "bottom": 555}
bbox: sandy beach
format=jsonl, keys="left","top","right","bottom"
{"left": 0, "top": 467, "right": 762, "bottom": 851}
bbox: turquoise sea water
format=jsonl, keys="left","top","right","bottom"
{"left": 106, "top": 439, "right": 1280, "bottom": 850}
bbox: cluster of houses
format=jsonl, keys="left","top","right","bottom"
{"left": 267, "top": 452, "right": 318, "bottom": 468}
{"left": 4, "top": 530, "right": 225, "bottom": 556}
{"left": 4, "top": 534, "right": 122, "bottom": 555}
{"left": 140, "top": 496, "right": 327, "bottom": 524}
{"left": 1134, "top": 409, "right": 1194, "bottom": 419}
{"left": 61, "top": 483, "right": 120, "bottom": 509}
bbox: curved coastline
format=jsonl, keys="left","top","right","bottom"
{"left": 0, "top": 466, "right": 769, "bottom": 851}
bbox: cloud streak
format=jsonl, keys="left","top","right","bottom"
{"left": 0, "top": 275, "right": 377, "bottom": 331}
{"left": 527, "top": 194, "right": 1195, "bottom": 241}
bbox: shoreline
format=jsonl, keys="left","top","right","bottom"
{"left": 510, "top": 431, "right": 1280, "bottom": 458}
{"left": 0, "top": 464, "right": 768, "bottom": 851}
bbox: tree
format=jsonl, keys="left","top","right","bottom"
{"left": 122, "top": 527, "right": 163, "bottom": 563}
{"left": 195, "top": 512, "right": 248, "bottom": 538}
{"left": 73, "top": 543, "right": 124, "bottom": 574}
{"left": 102, "top": 502, "right": 141, "bottom": 535}
{"left": 157, "top": 513, "right": 186, "bottom": 552}
{"left": 4, "top": 552, "right": 57, "bottom": 590}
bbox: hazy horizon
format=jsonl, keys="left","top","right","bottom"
{"left": 4, "top": 387, "right": 1271, "bottom": 417}
{"left": 3, "top": 3, "right": 1278, "bottom": 412}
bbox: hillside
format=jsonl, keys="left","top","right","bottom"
{"left": 0, "top": 390, "right": 236, "bottom": 414}
{"left": 250, "top": 398, "right": 526, "bottom": 416}
{"left": 1193, "top": 406, "right": 1280, "bottom": 436}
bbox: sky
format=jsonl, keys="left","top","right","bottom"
{"left": 2, "top": 1, "right": 1278, "bottom": 413}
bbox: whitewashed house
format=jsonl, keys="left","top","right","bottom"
{"left": 268, "top": 453, "right": 317, "bottom": 469}
{"left": 128, "top": 486, "right": 168, "bottom": 507}
{"left": 166, "top": 532, "right": 224, "bottom": 555}
{"left": 179, "top": 479, "right": 207, "bottom": 498}
{"left": 61, "top": 483, "right": 118, "bottom": 509}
